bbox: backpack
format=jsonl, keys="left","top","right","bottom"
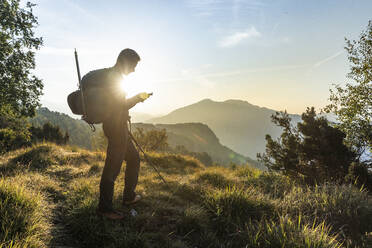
{"left": 67, "top": 68, "right": 123, "bottom": 125}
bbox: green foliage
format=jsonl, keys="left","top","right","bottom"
{"left": 258, "top": 107, "right": 356, "bottom": 185}
{"left": 0, "top": 128, "right": 30, "bottom": 154}
{"left": 0, "top": 105, "right": 31, "bottom": 154}
{"left": 0, "top": 0, "right": 43, "bottom": 117}
{"left": 30, "top": 122, "right": 69, "bottom": 145}
{"left": 324, "top": 20, "right": 372, "bottom": 156}
{"left": 31, "top": 107, "right": 95, "bottom": 149}
{"left": 0, "top": 180, "right": 45, "bottom": 247}
{"left": 345, "top": 161, "right": 372, "bottom": 191}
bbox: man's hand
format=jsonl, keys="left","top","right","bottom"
{"left": 126, "top": 92, "right": 153, "bottom": 110}
{"left": 137, "top": 92, "right": 153, "bottom": 102}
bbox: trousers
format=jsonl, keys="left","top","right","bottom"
{"left": 98, "top": 116, "right": 140, "bottom": 212}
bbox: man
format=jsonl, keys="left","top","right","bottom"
{"left": 82, "top": 48, "right": 150, "bottom": 220}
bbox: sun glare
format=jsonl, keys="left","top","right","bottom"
{"left": 120, "top": 72, "right": 154, "bottom": 98}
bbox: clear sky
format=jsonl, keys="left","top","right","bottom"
{"left": 32, "top": 0, "right": 372, "bottom": 116}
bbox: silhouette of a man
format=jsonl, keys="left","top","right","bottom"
{"left": 82, "top": 49, "right": 149, "bottom": 220}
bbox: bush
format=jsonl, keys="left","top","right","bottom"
{"left": 30, "top": 122, "right": 69, "bottom": 145}
{"left": 0, "top": 105, "right": 32, "bottom": 154}
{"left": 0, "top": 128, "right": 31, "bottom": 154}
{"left": 0, "top": 180, "right": 46, "bottom": 247}
{"left": 345, "top": 161, "right": 372, "bottom": 191}
{"left": 133, "top": 127, "right": 169, "bottom": 151}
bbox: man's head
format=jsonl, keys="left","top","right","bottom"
{"left": 115, "top": 48, "right": 141, "bottom": 75}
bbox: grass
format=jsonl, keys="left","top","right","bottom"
{"left": 0, "top": 179, "right": 48, "bottom": 248}
{"left": 0, "top": 143, "right": 372, "bottom": 247}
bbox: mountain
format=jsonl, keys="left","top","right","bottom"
{"left": 30, "top": 107, "right": 259, "bottom": 167}
{"left": 149, "top": 99, "right": 301, "bottom": 158}
{"left": 30, "top": 107, "right": 96, "bottom": 149}
{"left": 130, "top": 112, "right": 159, "bottom": 123}
{"left": 132, "top": 123, "right": 261, "bottom": 168}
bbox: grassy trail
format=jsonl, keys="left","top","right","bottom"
{"left": 1, "top": 143, "right": 372, "bottom": 247}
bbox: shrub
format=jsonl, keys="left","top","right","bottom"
{"left": 133, "top": 127, "right": 169, "bottom": 151}
{"left": 0, "top": 128, "right": 31, "bottom": 154}
{"left": 30, "top": 122, "right": 69, "bottom": 145}
{"left": 0, "top": 105, "right": 32, "bottom": 154}
{"left": 345, "top": 161, "right": 372, "bottom": 191}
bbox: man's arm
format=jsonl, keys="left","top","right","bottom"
{"left": 126, "top": 95, "right": 142, "bottom": 109}
{"left": 126, "top": 92, "right": 152, "bottom": 109}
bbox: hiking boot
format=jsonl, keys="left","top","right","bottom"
{"left": 96, "top": 209, "right": 124, "bottom": 220}
{"left": 123, "top": 194, "right": 142, "bottom": 206}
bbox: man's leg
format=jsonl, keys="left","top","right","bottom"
{"left": 123, "top": 138, "right": 140, "bottom": 202}
{"left": 98, "top": 123, "right": 127, "bottom": 212}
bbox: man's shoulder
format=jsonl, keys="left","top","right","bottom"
{"left": 82, "top": 68, "right": 110, "bottom": 81}
{"left": 81, "top": 67, "right": 120, "bottom": 88}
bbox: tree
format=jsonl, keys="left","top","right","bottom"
{"left": 0, "top": 104, "right": 31, "bottom": 153}
{"left": 257, "top": 107, "right": 356, "bottom": 185}
{"left": 324, "top": 21, "right": 372, "bottom": 158}
{"left": 133, "top": 127, "right": 169, "bottom": 151}
{"left": 0, "top": 0, "right": 43, "bottom": 117}
{"left": 30, "top": 122, "right": 69, "bottom": 145}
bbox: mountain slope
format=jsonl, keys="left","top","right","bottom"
{"left": 133, "top": 123, "right": 261, "bottom": 168}
{"left": 30, "top": 108, "right": 259, "bottom": 167}
{"left": 30, "top": 107, "right": 95, "bottom": 149}
{"left": 149, "top": 99, "right": 301, "bottom": 158}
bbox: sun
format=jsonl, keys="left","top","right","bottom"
{"left": 120, "top": 72, "right": 154, "bottom": 98}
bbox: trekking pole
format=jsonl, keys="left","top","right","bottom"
{"left": 128, "top": 130, "right": 168, "bottom": 185}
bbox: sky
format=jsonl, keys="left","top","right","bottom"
{"left": 31, "top": 0, "right": 372, "bottom": 117}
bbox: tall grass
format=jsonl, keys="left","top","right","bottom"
{"left": 1, "top": 143, "right": 372, "bottom": 247}
{"left": 0, "top": 180, "right": 47, "bottom": 248}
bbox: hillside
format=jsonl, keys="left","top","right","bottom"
{"left": 149, "top": 99, "right": 301, "bottom": 158}
{"left": 30, "top": 107, "right": 95, "bottom": 149}
{"left": 133, "top": 123, "right": 260, "bottom": 168}
{"left": 31, "top": 107, "right": 260, "bottom": 167}
{"left": 1, "top": 144, "right": 371, "bottom": 247}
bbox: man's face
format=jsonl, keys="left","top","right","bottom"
{"left": 122, "top": 60, "right": 139, "bottom": 75}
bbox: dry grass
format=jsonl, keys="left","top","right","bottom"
{"left": 1, "top": 143, "right": 371, "bottom": 247}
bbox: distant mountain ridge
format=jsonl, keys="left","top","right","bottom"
{"left": 133, "top": 123, "right": 261, "bottom": 168}
{"left": 149, "top": 99, "right": 301, "bottom": 158}
{"left": 30, "top": 108, "right": 260, "bottom": 168}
